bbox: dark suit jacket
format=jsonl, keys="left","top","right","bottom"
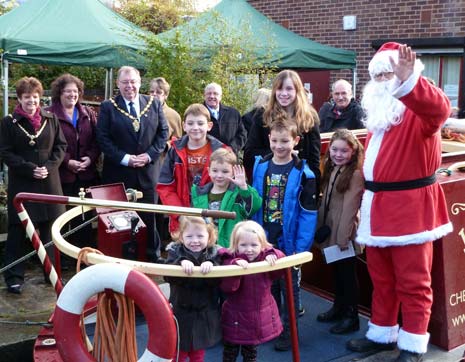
{"left": 205, "top": 102, "right": 246, "bottom": 153}
{"left": 96, "top": 94, "right": 169, "bottom": 191}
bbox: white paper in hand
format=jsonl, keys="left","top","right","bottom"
{"left": 323, "top": 242, "right": 355, "bottom": 264}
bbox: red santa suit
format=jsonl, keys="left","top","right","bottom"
{"left": 356, "top": 46, "right": 452, "bottom": 354}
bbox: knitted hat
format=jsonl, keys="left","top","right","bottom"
{"left": 368, "top": 42, "right": 401, "bottom": 79}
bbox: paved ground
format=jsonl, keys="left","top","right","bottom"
{"left": 1, "top": 260, "right": 464, "bottom": 362}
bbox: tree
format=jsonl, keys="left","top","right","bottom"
{"left": 115, "top": 0, "right": 195, "bottom": 34}
{"left": 8, "top": 64, "right": 106, "bottom": 101}
{"left": 143, "top": 10, "right": 277, "bottom": 115}
{"left": 0, "top": 0, "right": 17, "bottom": 16}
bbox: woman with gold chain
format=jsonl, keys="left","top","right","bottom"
{"left": 0, "top": 76, "right": 67, "bottom": 294}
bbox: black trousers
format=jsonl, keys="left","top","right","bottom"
{"left": 137, "top": 186, "right": 161, "bottom": 260}
{"left": 223, "top": 342, "right": 257, "bottom": 362}
{"left": 3, "top": 221, "right": 54, "bottom": 287}
{"left": 333, "top": 256, "right": 359, "bottom": 308}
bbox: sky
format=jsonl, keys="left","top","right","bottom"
{"left": 192, "top": 0, "right": 221, "bottom": 11}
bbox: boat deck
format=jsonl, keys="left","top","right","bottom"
{"left": 1, "top": 260, "right": 464, "bottom": 362}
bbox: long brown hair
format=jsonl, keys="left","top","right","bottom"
{"left": 263, "top": 70, "right": 319, "bottom": 134}
{"left": 320, "top": 129, "right": 364, "bottom": 194}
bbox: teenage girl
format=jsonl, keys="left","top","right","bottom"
{"left": 315, "top": 128, "right": 364, "bottom": 334}
{"left": 220, "top": 220, "right": 285, "bottom": 362}
{"left": 243, "top": 69, "right": 321, "bottom": 183}
{"left": 163, "top": 216, "right": 221, "bottom": 362}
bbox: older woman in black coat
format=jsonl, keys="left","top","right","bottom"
{"left": 0, "top": 77, "right": 67, "bottom": 294}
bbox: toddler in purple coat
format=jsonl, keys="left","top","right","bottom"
{"left": 220, "top": 220, "right": 284, "bottom": 362}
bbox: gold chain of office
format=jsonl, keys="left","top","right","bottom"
{"left": 109, "top": 96, "right": 154, "bottom": 132}
{"left": 11, "top": 116, "right": 48, "bottom": 146}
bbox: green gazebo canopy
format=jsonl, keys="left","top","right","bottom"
{"left": 158, "top": 0, "right": 356, "bottom": 70}
{"left": 0, "top": 0, "right": 149, "bottom": 68}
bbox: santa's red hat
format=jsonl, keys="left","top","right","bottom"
{"left": 368, "top": 42, "right": 424, "bottom": 80}
{"left": 368, "top": 42, "right": 401, "bottom": 79}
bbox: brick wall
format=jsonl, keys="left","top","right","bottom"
{"left": 248, "top": 0, "right": 465, "bottom": 98}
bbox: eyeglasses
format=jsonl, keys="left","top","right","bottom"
{"left": 62, "top": 89, "right": 79, "bottom": 94}
{"left": 374, "top": 72, "right": 395, "bottom": 81}
{"left": 119, "top": 79, "right": 140, "bottom": 86}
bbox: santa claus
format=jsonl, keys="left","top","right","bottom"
{"left": 346, "top": 42, "right": 452, "bottom": 362}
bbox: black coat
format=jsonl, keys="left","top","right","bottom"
{"left": 243, "top": 108, "right": 321, "bottom": 182}
{"left": 241, "top": 107, "right": 263, "bottom": 134}
{"left": 96, "top": 94, "right": 169, "bottom": 191}
{"left": 0, "top": 109, "right": 67, "bottom": 223}
{"left": 163, "top": 242, "right": 222, "bottom": 351}
{"left": 205, "top": 102, "right": 246, "bottom": 153}
{"left": 318, "top": 99, "right": 365, "bottom": 133}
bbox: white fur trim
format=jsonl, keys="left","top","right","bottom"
{"left": 357, "top": 222, "right": 453, "bottom": 247}
{"left": 366, "top": 321, "right": 399, "bottom": 343}
{"left": 356, "top": 190, "right": 374, "bottom": 244}
{"left": 397, "top": 328, "right": 429, "bottom": 353}
{"left": 369, "top": 50, "right": 398, "bottom": 78}
{"left": 356, "top": 131, "right": 383, "bottom": 245}
{"left": 391, "top": 59, "right": 425, "bottom": 99}
{"left": 363, "top": 131, "right": 384, "bottom": 181}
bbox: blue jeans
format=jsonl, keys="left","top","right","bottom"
{"left": 272, "top": 266, "right": 300, "bottom": 333}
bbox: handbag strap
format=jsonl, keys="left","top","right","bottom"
{"left": 322, "top": 166, "right": 342, "bottom": 223}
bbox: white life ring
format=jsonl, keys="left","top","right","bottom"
{"left": 54, "top": 263, "right": 176, "bottom": 362}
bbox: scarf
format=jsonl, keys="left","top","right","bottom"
{"left": 14, "top": 104, "right": 42, "bottom": 132}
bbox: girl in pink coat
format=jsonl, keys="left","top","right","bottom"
{"left": 220, "top": 221, "right": 284, "bottom": 362}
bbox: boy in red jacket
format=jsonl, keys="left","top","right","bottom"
{"left": 156, "top": 103, "right": 226, "bottom": 235}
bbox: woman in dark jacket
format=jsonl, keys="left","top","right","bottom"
{"left": 0, "top": 77, "right": 67, "bottom": 294}
{"left": 243, "top": 70, "right": 321, "bottom": 184}
{"left": 45, "top": 74, "right": 100, "bottom": 249}
{"left": 241, "top": 87, "right": 271, "bottom": 134}
{"left": 46, "top": 73, "right": 100, "bottom": 197}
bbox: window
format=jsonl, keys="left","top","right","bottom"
{"left": 420, "top": 54, "right": 462, "bottom": 107}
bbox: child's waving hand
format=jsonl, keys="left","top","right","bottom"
{"left": 228, "top": 165, "right": 248, "bottom": 190}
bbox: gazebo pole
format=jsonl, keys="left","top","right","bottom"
{"left": 352, "top": 67, "right": 357, "bottom": 99}
{"left": 1, "top": 54, "right": 9, "bottom": 117}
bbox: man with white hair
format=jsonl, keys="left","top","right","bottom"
{"left": 318, "top": 79, "right": 364, "bottom": 132}
{"left": 346, "top": 43, "right": 452, "bottom": 362}
{"left": 203, "top": 82, "right": 246, "bottom": 153}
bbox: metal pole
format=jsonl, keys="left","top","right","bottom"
{"left": 2, "top": 56, "right": 9, "bottom": 117}
{"left": 285, "top": 268, "right": 300, "bottom": 362}
{"left": 352, "top": 67, "right": 357, "bottom": 99}
{"left": 105, "top": 67, "right": 114, "bottom": 100}
{"left": 109, "top": 67, "right": 114, "bottom": 98}
{"left": 105, "top": 68, "right": 110, "bottom": 99}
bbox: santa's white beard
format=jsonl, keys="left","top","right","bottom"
{"left": 361, "top": 79, "right": 406, "bottom": 132}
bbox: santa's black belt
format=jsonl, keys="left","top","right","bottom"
{"left": 364, "top": 174, "right": 437, "bottom": 192}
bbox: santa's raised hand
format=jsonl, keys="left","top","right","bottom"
{"left": 228, "top": 165, "right": 248, "bottom": 190}
{"left": 389, "top": 44, "right": 415, "bottom": 82}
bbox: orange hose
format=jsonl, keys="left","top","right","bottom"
{"left": 76, "top": 248, "right": 138, "bottom": 362}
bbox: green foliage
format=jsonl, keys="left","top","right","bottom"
{"left": 143, "top": 11, "right": 277, "bottom": 115}
{"left": 116, "top": 0, "right": 194, "bottom": 34}
{"left": 8, "top": 64, "right": 106, "bottom": 97}
{"left": 0, "top": 0, "right": 18, "bottom": 16}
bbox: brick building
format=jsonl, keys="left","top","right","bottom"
{"left": 248, "top": 0, "right": 465, "bottom": 114}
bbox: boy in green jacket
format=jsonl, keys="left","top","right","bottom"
{"left": 191, "top": 148, "right": 262, "bottom": 247}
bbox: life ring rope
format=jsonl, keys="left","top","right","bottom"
{"left": 54, "top": 263, "right": 176, "bottom": 362}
